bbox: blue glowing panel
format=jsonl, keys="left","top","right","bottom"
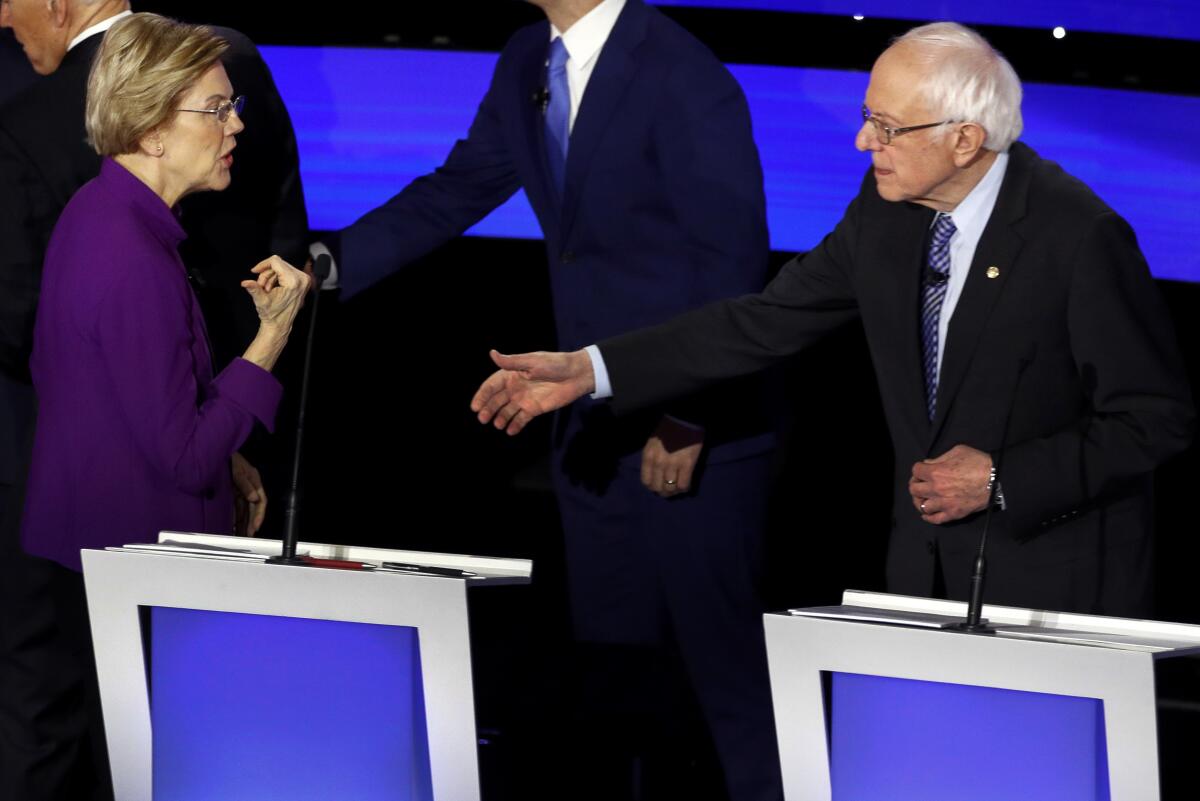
{"left": 260, "top": 47, "right": 1200, "bottom": 282}
{"left": 648, "top": 1, "right": 1200, "bottom": 41}
{"left": 725, "top": 64, "right": 1200, "bottom": 283}
{"left": 150, "top": 607, "right": 433, "bottom": 801}
{"left": 830, "top": 672, "right": 1110, "bottom": 801}
{"left": 264, "top": 47, "right": 537, "bottom": 239}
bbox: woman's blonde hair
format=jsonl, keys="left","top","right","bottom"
{"left": 85, "top": 13, "right": 229, "bottom": 156}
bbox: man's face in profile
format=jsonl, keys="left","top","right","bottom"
{"left": 0, "top": 0, "right": 67, "bottom": 75}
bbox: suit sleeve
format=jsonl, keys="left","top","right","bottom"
{"left": 335, "top": 50, "right": 523, "bottom": 299}
{"left": 94, "top": 258, "right": 282, "bottom": 495}
{"left": 999, "top": 211, "right": 1194, "bottom": 530}
{"left": 601, "top": 187, "right": 866, "bottom": 415}
{"left": 0, "top": 125, "right": 54, "bottom": 381}
{"left": 648, "top": 56, "right": 770, "bottom": 431}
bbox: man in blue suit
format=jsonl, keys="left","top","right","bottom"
{"left": 321, "top": 1, "right": 781, "bottom": 798}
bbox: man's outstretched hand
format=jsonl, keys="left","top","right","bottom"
{"left": 470, "top": 349, "right": 596, "bottom": 435}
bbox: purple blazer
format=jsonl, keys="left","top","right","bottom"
{"left": 21, "top": 159, "right": 282, "bottom": 571}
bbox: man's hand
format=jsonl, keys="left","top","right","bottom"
{"left": 231, "top": 452, "right": 267, "bottom": 536}
{"left": 641, "top": 416, "right": 704, "bottom": 497}
{"left": 909, "top": 444, "right": 992, "bottom": 524}
{"left": 471, "top": 349, "right": 596, "bottom": 435}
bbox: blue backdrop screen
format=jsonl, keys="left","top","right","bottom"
{"left": 263, "top": 46, "right": 1200, "bottom": 282}
{"left": 649, "top": 1, "right": 1200, "bottom": 40}
{"left": 149, "top": 607, "right": 433, "bottom": 801}
{"left": 830, "top": 672, "right": 1111, "bottom": 801}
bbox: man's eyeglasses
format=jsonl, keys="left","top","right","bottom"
{"left": 861, "top": 104, "right": 950, "bottom": 145}
{"left": 178, "top": 95, "right": 246, "bottom": 124}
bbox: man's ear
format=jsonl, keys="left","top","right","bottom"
{"left": 951, "top": 122, "right": 987, "bottom": 167}
{"left": 48, "top": 0, "right": 68, "bottom": 28}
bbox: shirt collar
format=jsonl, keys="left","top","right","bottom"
{"left": 550, "top": 0, "right": 626, "bottom": 72}
{"left": 947, "top": 150, "right": 1009, "bottom": 240}
{"left": 68, "top": 9, "right": 133, "bottom": 53}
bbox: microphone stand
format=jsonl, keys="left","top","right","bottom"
{"left": 268, "top": 254, "right": 331, "bottom": 566}
{"left": 948, "top": 351, "right": 1034, "bottom": 633}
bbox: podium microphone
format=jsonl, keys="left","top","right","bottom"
{"left": 949, "top": 345, "right": 1035, "bottom": 632}
{"left": 269, "top": 253, "right": 332, "bottom": 566}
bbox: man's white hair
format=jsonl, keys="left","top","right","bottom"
{"left": 893, "top": 22, "right": 1023, "bottom": 152}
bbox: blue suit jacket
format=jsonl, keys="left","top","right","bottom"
{"left": 337, "top": 0, "right": 773, "bottom": 460}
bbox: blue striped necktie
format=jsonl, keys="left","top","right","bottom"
{"left": 921, "top": 212, "right": 957, "bottom": 420}
{"left": 544, "top": 37, "right": 570, "bottom": 194}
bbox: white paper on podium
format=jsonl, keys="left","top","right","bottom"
{"left": 787, "top": 605, "right": 964, "bottom": 629}
{"left": 109, "top": 541, "right": 293, "bottom": 561}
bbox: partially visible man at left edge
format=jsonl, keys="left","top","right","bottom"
{"left": 0, "top": 2, "right": 308, "bottom": 799}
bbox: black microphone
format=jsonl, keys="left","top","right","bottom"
{"left": 949, "top": 344, "right": 1036, "bottom": 632}
{"left": 924, "top": 267, "right": 949, "bottom": 286}
{"left": 532, "top": 87, "right": 550, "bottom": 113}
{"left": 269, "top": 253, "right": 331, "bottom": 566}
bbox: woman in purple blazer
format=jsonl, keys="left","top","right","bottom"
{"left": 13, "top": 16, "right": 308, "bottom": 798}
{"left": 22, "top": 13, "right": 308, "bottom": 571}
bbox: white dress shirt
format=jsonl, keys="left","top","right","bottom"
{"left": 933, "top": 150, "right": 1009, "bottom": 378}
{"left": 68, "top": 10, "right": 133, "bottom": 52}
{"left": 550, "top": 0, "right": 626, "bottom": 132}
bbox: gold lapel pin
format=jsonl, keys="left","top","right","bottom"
{"left": 986, "top": 266, "right": 1000, "bottom": 279}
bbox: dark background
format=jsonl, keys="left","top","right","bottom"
{"left": 128, "top": 0, "right": 1198, "bottom": 618}
{"left": 130, "top": 0, "right": 1200, "bottom": 629}
{"left": 10, "top": 3, "right": 1195, "bottom": 794}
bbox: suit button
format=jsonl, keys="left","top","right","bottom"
{"left": 561, "top": 250, "right": 575, "bottom": 264}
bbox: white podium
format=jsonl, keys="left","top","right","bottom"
{"left": 766, "top": 590, "right": 1200, "bottom": 801}
{"left": 82, "top": 533, "right": 531, "bottom": 801}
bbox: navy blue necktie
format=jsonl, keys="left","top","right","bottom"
{"left": 921, "top": 213, "right": 956, "bottom": 420}
{"left": 544, "top": 37, "right": 570, "bottom": 194}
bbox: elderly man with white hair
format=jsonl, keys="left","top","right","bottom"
{"left": 472, "top": 21, "right": 1194, "bottom": 618}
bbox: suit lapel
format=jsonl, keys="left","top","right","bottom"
{"left": 519, "top": 25, "right": 561, "bottom": 232}
{"left": 558, "top": 0, "right": 648, "bottom": 241}
{"left": 882, "top": 202, "right": 939, "bottom": 442}
{"left": 928, "top": 145, "right": 1033, "bottom": 448}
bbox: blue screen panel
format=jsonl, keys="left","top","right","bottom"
{"left": 262, "top": 47, "right": 1200, "bottom": 282}
{"left": 830, "top": 672, "right": 1110, "bottom": 801}
{"left": 648, "top": 1, "right": 1200, "bottom": 41}
{"left": 266, "top": 47, "right": 538, "bottom": 240}
{"left": 150, "top": 607, "right": 433, "bottom": 801}
{"left": 726, "top": 64, "right": 1200, "bottom": 283}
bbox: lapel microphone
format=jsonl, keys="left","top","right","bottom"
{"left": 924, "top": 266, "right": 949, "bottom": 286}
{"left": 532, "top": 87, "right": 550, "bottom": 113}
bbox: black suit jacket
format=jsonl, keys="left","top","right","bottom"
{"left": 601, "top": 142, "right": 1194, "bottom": 615}
{"left": 0, "top": 26, "right": 307, "bottom": 486}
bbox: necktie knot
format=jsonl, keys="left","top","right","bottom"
{"left": 930, "top": 213, "right": 956, "bottom": 256}
{"left": 928, "top": 213, "right": 956, "bottom": 277}
{"left": 548, "top": 37, "right": 569, "bottom": 74}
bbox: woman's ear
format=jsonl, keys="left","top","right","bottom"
{"left": 138, "top": 131, "right": 165, "bottom": 158}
